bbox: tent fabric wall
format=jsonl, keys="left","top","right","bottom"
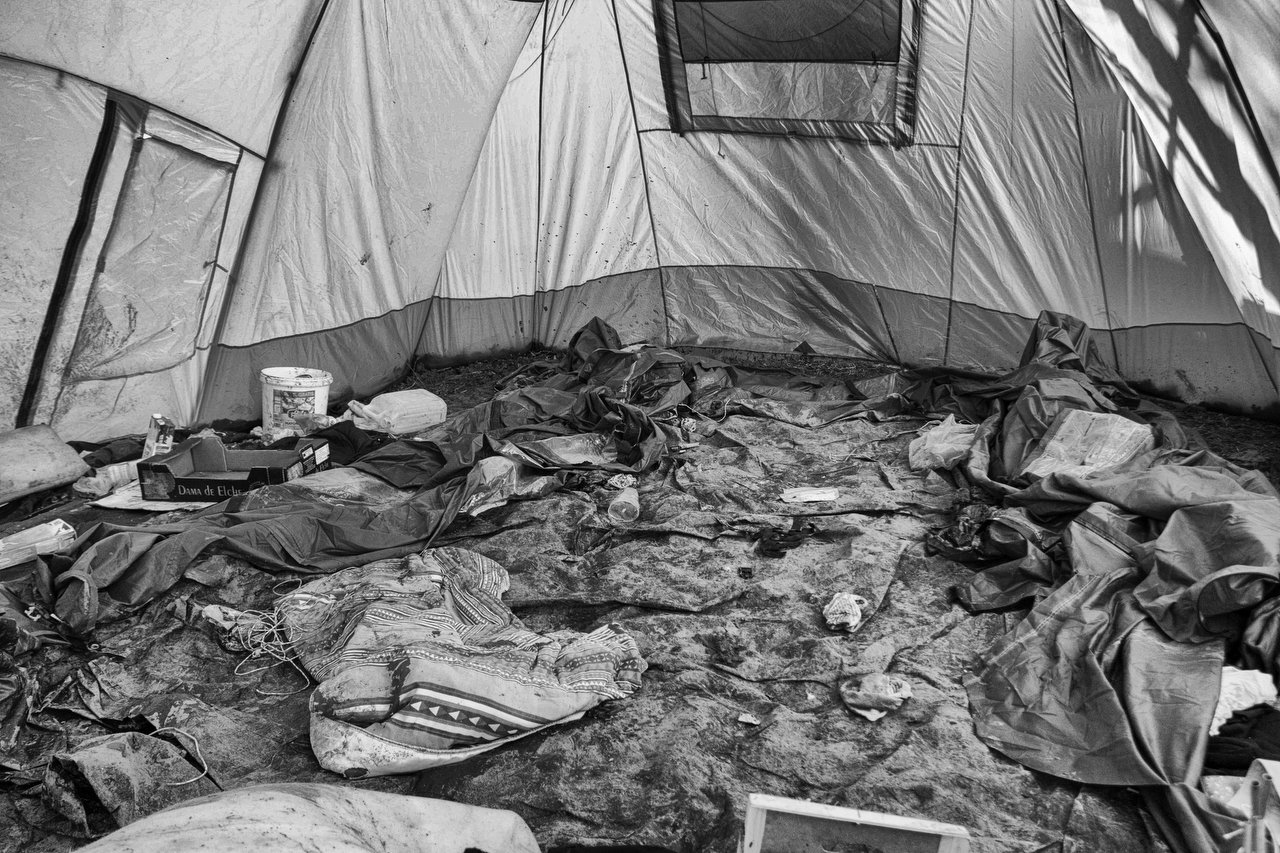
{"left": 0, "top": 0, "right": 322, "bottom": 154}
{"left": 28, "top": 105, "right": 264, "bottom": 439}
{"left": 1061, "top": 10, "right": 1277, "bottom": 409}
{"left": 0, "top": 60, "right": 104, "bottom": 426}
{"left": 5, "top": 0, "right": 1280, "bottom": 437}
{"left": 946, "top": 0, "right": 1112, "bottom": 369}
{"left": 429, "top": 0, "right": 666, "bottom": 360}
{"left": 1197, "top": 0, "right": 1280, "bottom": 174}
{"left": 1064, "top": 0, "right": 1280, "bottom": 414}
{"left": 429, "top": 4, "right": 545, "bottom": 359}
{"left": 374, "top": 0, "right": 1280, "bottom": 418}
{"left": 197, "top": 0, "right": 540, "bottom": 424}
{"left": 28, "top": 102, "right": 144, "bottom": 428}
{"left": 532, "top": 0, "right": 662, "bottom": 347}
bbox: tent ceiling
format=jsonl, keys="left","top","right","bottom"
{"left": 0, "top": 0, "right": 322, "bottom": 153}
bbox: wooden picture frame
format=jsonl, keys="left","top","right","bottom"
{"left": 739, "top": 793, "right": 971, "bottom": 853}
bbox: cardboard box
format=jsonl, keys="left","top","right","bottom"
{"left": 137, "top": 436, "right": 330, "bottom": 501}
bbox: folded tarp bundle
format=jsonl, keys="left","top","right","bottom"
{"left": 922, "top": 314, "right": 1280, "bottom": 852}
{"left": 274, "top": 546, "right": 646, "bottom": 776}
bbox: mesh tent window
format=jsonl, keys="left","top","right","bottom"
{"left": 654, "top": 0, "right": 922, "bottom": 144}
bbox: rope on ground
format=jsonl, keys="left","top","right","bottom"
{"left": 219, "top": 607, "right": 313, "bottom": 697}
{"left": 149, "top": 727, "right": 210, "bottom": 786}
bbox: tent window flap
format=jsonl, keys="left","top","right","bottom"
{"left": 654, "top": 0, "right": 921, "bottom": 144}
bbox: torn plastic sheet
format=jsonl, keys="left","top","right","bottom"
{"left": 907, "top": 415, "right": 978, "bottom": 471}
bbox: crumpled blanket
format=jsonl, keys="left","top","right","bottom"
{"left": 274, "top": 547, "right": 646, "bottom": 776}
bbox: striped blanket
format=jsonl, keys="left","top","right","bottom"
{"left": 276, "top": 547, "right": 645, "bottom": 775}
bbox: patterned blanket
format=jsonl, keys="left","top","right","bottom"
{"left": 276, "top": 547, "right": 646, "bottom": 775}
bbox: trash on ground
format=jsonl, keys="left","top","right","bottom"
{"left": 0, "top": 425, "right": 90, "bottom": 505}
{"left": 908, "top": 415, "right": 978, "bottom": 471}
{"left": 741, "top": 792, "right": 969, "bottom": 851}
{"left": 0, "top": 518, "right": 75, "bottom": 570}
{"left": 780, "top": 486, "right": 839, "bottom": 503}
{"left": 459, "top": 455, "right": 561, "bottom": 516}
{"left": 840, "top": 673, "right": 913, "bottom": 721}
{"left": 823, "top": 592, "right": 869, "bottom": 633}
{"left": 291, "top": 412, "right": 339, "bottom": 433}
{"left": 260, "top": 367, "right": 334, "bottom": 441}
{"left": 738, "top": 712, "right": 762, "bottom": 726}
{"left": 751, "top": 519, "right": 820, "bottom": 557}
{"left": 1212, "top": 668, "right": 1279, "bottom": 736}
{"left": 89, "top": 480, "right": 217, "bottom": 511}
{"left": 2, "top": 315, "right": 1277, "bottom": 852}
{"left": 136, "top": 435, "right": 331, "bottom": 501}
{"left": 606, "top": 472, "right": 638, "bottom": 489}
{"left": 141, "top": 414, "right": 177, "bottom": 459}
{"left": 1207, "top": 704, "right": 1280, "bottom": 771}
{"left": 850, "top": 371, "right": 912, "bottom": 400}
{"left": 44, "top": 732, "right": 217, "bottom": 837}
{"left": 607, "top": 486, "right": 640, "bottom": 523}
{"left": 1225, "top": 759, "right": 1280, "bottom": 829}
{"left": 346, "top": 389, "right": 447, "bottom": 435}
{"left": 73, "top": 460, "right": 139, "bottom": 498}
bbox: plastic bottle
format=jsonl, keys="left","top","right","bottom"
{"left": 607, "top": 487, "right": 640, "bottom": 524}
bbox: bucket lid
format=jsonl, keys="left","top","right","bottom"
{"left": 261, "top": 367, "right": 333, "bottom": 386}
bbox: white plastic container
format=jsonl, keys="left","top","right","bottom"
{"left": 347, "top": 390, "right": 447, "bottom": 435}
{"left": 607, "top": 487, "right": 640, "bottom": 524}
{"left": 260, "top": 367, "right": 333, "bottom": 439}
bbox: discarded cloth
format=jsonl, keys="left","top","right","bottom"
{"left": 273, "top": 547, "right": 646, "bottom": 776}
{"left": 1211, "top": 668, "right": 1278, "bottom": 736}
{"left": 1206, "top": 706, "right": 1280, "bottom": 772}
{"left": 1241, "top": 597, "right": 1280, "bottom": 678}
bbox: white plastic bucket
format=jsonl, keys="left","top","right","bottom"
{"left": 260, "top": 367, "right": 333, "bottom": 438}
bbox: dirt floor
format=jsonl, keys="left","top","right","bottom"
{"left": 3, "top": 346, "right": 1278, "bottom": 852}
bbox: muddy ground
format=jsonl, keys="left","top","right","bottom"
{"left": 2, "top": 345, "right": 1277, "bottom": 852}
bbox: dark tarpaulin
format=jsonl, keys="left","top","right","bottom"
{"left": 946, "top": 315, "right": 1280, "bottom": 853}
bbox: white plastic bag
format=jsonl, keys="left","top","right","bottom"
{"left": 908, "top": 415, "right": 978, "bottom": 471}
{"left": 346, "top": 389, "right": 447, "bottom": 435}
